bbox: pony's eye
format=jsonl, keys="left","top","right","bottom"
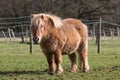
{"left": 37, "top": 20, "right": 40, "bottom": 25}
{"left": 39, "top": 24, "right": 43, "bottom": 28}
{"left": 40, "top": 25, "right": 43, "bottom": 28}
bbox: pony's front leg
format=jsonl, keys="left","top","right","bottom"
{"left": 54, "top": 50, "right": 63, "bottom": 74}
{"left": 45, "top": 53, "right": 55, "bottom": 75}
{"left": 68, "top": 53, "right": 78, "bottom": 72}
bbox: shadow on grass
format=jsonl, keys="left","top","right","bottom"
{"left": 0, "top": 69, "right": 48, "bottom": 76}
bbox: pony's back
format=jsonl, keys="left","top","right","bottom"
{"left": 62, "top": 18, "right": 88, "bottom": 40}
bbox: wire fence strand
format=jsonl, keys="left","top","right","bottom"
{"left": 0, "top": 16, "right": 120, "bottom": 54}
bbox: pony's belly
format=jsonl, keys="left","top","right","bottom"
{"left": 62, "top": 47, "right": 77, "bottom": 55}
{"left": 62, "top": 40, "right": 80, "bottom": 55}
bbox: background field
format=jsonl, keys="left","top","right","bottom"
{"left": 0, "top": 40, "right": 120, "bottom": 80}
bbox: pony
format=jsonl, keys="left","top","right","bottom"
{"left": 30, "top": 13, "right": 90, "bottom": 74}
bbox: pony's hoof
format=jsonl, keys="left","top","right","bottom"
{"left": 47, "top": 72, "right": 54, "bottom": 75}
{"left": 56, "top": 70, "right": 63, "bottom": 74}
{"left": 47, "top": 70, "right": 54, "bottom": 75}
{"left": 56, "top": 69, "right": 63, "bottom": 74}
{"left": 84, "top": 66, "right": 90, "bottom": 73}
{"left": 71, "top": 69, "right": 77, "bottom": 72}
{"left": 84, "top": 69, "right": 89, "bottom": 73}
{"left": 71, "top": 70, "right": 76, "bottom": 72}
{"left": 71, "top": 65, "right": 78, "bottom": 72}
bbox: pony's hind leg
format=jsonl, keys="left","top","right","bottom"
{"left": 78, "top": 41, "right": 90, "bottom": 72}
{"left": 68, "top": 53, "right": 78, "bottom": 72}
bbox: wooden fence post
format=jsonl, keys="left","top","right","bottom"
{"left": 93, "top": 24, "right": 96, "bottom": 40}
{"left": 110, "top": 28, "right": 114, "bottom": 40}
{"left": 2, "top": 31, "right": 7, "bottom": 41}
{"left": 90, "top": 29, "right": 92, "bottom": 36}
{"left": 8, "top": 28, "right": 12, "bottom": 42}
{"left": 11, "top": 29, "right": 16, "bottom": 41}
{"left": 112, "top": 28, "right": 114, "bottom": 40}
{"left": 117, "top": 27, "right": 120, "bottom": 39}
{"left": 103, "top": 29, "right": 106, "bottom": 39}
{"left": 25, "top": 26, "right": 28, "bottom": 42}
{"left": 97, "top": 17, "right": 101, "bottom": 54}
{"left": 21, "top": 26, "right": 24, "bottom": 43}
{"left": 30, "top": 25, "right": 33, "bottom": 54}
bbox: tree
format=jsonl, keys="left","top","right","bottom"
{"left": 0, "top": 0, "right": 119, "bottom": 24}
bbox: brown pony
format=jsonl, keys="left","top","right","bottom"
{"left": 30, "top": 13, "right": 90, "bottom": 74}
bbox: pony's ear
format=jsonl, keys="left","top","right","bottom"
{"left": 30, "top": 14, "right": 34, "bottom": 18}
{"left": 48, "top": 17, "right": 54, "bottom": 27}
{"left": 40, "top": 15, "right": 44, "bottom": 19}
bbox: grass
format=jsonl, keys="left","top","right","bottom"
{"left": 0, "top": 40, "right": 120, "bottom": 80}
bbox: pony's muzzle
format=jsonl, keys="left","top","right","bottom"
{"left": 33, "top": 37, "right": 40, "bottom": 44}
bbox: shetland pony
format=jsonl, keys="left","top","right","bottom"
{"left": 30, "top": 13, "right": 90, "bottom": 74}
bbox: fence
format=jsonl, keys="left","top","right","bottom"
{"left": 0, "top": 16, "right": 120, "bottom": 54}
{"left": 84, "top": 18, "right": 120, "bottom": 54}
{"left": 0, "top": 16, "right": 30, "bottom": 42}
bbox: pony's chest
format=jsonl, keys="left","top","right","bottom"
{"left": 40, "top": 39, "right": 63, "bottom": 53}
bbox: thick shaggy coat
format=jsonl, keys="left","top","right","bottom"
{"left": 30, "top": 13, "right": 90, "bottom": 74}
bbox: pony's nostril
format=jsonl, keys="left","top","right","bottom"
{"left": 36, "top": 38, "right": 39, "bottom": 42}
{"left": 33, "top": 37, "right": 39, "bottom": 44}
{"left": 33, "top": 38, "right": 35, "bottom": 42}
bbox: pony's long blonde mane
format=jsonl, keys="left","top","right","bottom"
{"left": 40, "top": 13, "right": 63, "bottom": 28}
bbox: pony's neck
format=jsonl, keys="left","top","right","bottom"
{"left": 43, "top": 27, "right": 62, "bottom": 41}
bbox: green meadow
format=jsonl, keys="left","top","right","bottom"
{"left": 0, "top": 40, "right": 120, "bottom": 80}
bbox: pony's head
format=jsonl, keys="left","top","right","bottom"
{"left": 30, "top": 13, "right": 62, "bottom": 43}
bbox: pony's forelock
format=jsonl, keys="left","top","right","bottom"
{"left": 40, "top": 13, "right": 63, "bottom": 28}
